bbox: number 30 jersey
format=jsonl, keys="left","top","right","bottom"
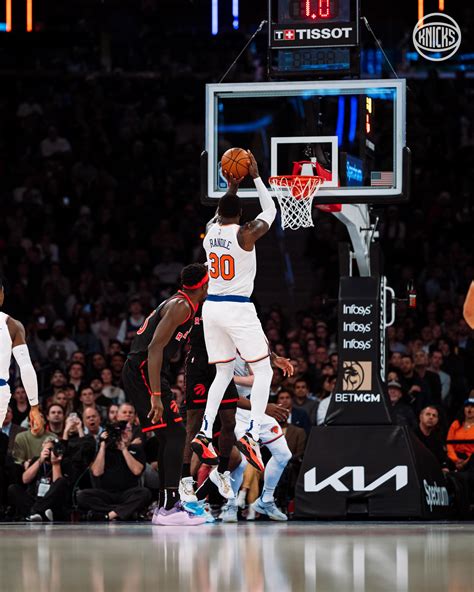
{"left": 204, "top": 223, "right": 256, "bottom": 298}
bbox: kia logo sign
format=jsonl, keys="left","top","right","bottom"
{"left": 304, "top": 465, "right": 408, "bottom": 493}
{"left": 412, "top": 13, "right": 461, "bottom": 62}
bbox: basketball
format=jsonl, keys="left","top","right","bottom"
{"left": 221, "top": 147, "right": 250, "bottom": 180}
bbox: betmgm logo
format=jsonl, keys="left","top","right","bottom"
{"left": 413, "top": 13, "right": 461, "bottom": 62}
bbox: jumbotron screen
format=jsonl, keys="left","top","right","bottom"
{"left": 280, "top": 0, "right": 351, "bottom": 24}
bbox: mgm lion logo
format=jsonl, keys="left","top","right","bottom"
{"left": 342, "top": 361, "right": 372, "bottom": 391}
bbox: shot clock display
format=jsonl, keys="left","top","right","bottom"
{"left": 268, "top": 0, "right": 359, "bottom": 77}
{"left": 284, "top": 0, "right": 350, "bottom": 23}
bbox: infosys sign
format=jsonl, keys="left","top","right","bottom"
{"left": 272, "top": 23, "right": 358, "bottom": 48}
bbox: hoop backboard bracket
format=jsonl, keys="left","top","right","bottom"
{"left": 201, "top": 79, "right": 410, "bottom": 206}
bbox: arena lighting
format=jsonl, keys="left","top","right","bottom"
{"left": 6, "top": 0, "right": 11, "bottom": 32}
{"left": 439, "top": 0, "right": 444, "bottom": 10}
{"left": 4, "top": 0, "right": 34, "bottom": 32}
{"left": 418, "top": 0, "right": 423, "bottom": 22}
{"left": 27, "top": 0, "right": 33, "bottom": 32}
{"left": 211, "top": 0, "right": 218, "bottom": 35}
{"left": 232, "top": 0, "right": 239, "bottom": 30}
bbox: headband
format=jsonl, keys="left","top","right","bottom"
{"left": 182, "top": 273, "right": 209, "bottom": 291}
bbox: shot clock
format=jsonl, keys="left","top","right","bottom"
{"left": 268, "top": 0, "right": 360, "bottom": 78}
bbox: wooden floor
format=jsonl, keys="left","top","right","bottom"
{"left": 0, "top": 521, "right": 473, "bottom": 592}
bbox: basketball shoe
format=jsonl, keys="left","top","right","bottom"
{"left": 209, "top": 469, "right": 235, "bottom": 499}
{"left": 252, "top": 497, "right": 288, "bottom": 521}
{"left": 219, "top": 500, "right": 238, "bottom": 523}
{"left": 179, "top": 476, "right": 198, "bottom": 503}
{"left": 191, "top": 432, "right": 219, "bottom": 466}
{"left": 152, "top": 503, "right": 207, "bottom": 526}
{"left": 236, "top": 433, "right": 264, "bottom": 471}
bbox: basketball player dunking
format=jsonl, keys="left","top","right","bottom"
{"left": 0, "top": 278, "right": 44, "bottom": 432}
{"left": 122, "top": 264, "right": 209, "bottom": 526}
{"left": 192, "top": 152, "right": 277, "bottom": 471}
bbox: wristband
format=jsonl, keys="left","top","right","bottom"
{"left": 151, "top": 391, "right": 162, "bottom": 397}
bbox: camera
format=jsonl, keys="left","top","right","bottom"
{"left": 52, "top": 441, "right": 65, "bottom": 457}
{"left": 104, "top": 421, "right": 128, "bottom": 447}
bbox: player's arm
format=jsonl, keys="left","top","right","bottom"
{"left": 147, "top": 299, "right": 191, "bottom": 424}
{"left": 238, "top": 151, "right": 276, "bottom": 250}
{"left": 7, "top": 317, "right": 43, "bottom": 431}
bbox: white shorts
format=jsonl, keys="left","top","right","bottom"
{"left": 235, "top": 409, "right": 283, "bottom": 446}
{"left": 202, "top": 299, "right": 269, "bottom": 364}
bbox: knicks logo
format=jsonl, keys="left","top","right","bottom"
{"left": 194, "top": 384, "right": 207, "bottom": 396}
{"left": 170, "top": 400, "right": 179, "bottom": 414}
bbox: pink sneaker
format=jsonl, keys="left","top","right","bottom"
{"left": 152, "top": 503, "right": 207, "bottom": 526}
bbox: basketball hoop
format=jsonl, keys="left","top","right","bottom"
{"left": 269, "top": 175, "right": 324, "bottom": 230}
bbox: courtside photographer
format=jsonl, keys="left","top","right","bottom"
{"left": 76, "top": 421, "right": 150, "bottom": 521}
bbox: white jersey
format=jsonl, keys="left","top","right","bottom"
{"left": 204, "top": 223, "right": 256, "bottom": 297}
{"left": 0, "top": 312, "right": 12, "bottom": 380}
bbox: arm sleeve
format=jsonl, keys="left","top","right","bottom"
{"left": 254, "top": 177, "right": 277, "bottom": 227}
{"left": 12, "top": 344, "right": 39, "bottom": 407}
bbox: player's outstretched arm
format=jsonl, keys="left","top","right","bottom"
{"left": 147, "top": 299, "right": 191, "bottom": 424}
{"left": 7, "top": 318, "right": 43, "bottom": 431}
{"left": 238, "top": 150, "right": 276, "bottom": 249}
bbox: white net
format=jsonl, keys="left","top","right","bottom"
{"left": 269, "top": 175, "right": 323, "bottom": 230}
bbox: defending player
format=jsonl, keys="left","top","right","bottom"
{"left": 192, "top": 152, "right": 277, "bottom": 472}
{"left": 122, "top": 263, "right": 208, "bottom": 526}
{"left": 180, "top": 303, "right": 238, "bottom": 502}
{"left": 220, "top": 354, "right": 293, "bottom": 523}
{"left": 0, "top": 277, "right": 43, "bottom": 432}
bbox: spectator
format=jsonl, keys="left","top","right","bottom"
{"left": 109, "top": 353, "right": 126, "bottom": 385}
{"left": 10, "top": 386, "right": 29, "bottom": 425}
{"left": 8, "top": 435, "right": 70, "bottom": 521}
{"left": 152, "top": 248, "right": 182, "bottom": 287}
{"left": 68, "top": 361, "right": 86, "bottom": 394}
{"left": 45, "top": 320, "right": 78, "bottom": 366}
{"left": 388, "top": 381, "right": 417, "bottom": 429}
{"left": 83, "top": 407, "right": 104, "bottom": 441}
{"left": 2, "top": 405, "right": 26, "bottom": 455}
{"left": 41, "top": 369, "right": 67, "bottom": 400}
{"left": 414, "top": 406, "right": 450, "bottom": 470}
{"left": 275, "top": 389, "right": 311, "bottom": 435}
{"left": 292, "top": 379, "right": 317, "bottom": 423}
{"left": 45, "top": 404, "right": 66, "bottom": 439}
{"left": 428, "top": 349, "right": 451, "bottom": 404}
{"left": 100, "top": 368, "right": 126, "bottom": 404}
{"left": 12, "top": 413, "right": 49, "bottom": 465}
{"left": 107, "top": 404, "right": 119, "bottom": 423}
{"left": 399, "top": 354, "right": 432, "bottom": 414}
{"left": 414, "top": 350, "right": 442, "bottom": 404}
{"left": 72, "top": 316, "right": 102, "bottom": 355}
{"left": 446, "top": 397, "right": 474, "bottom": 473}
{"left": 116, "top": 299, "right": 145, "bottom": 350}
{"left": 76, "top": 422, "right": 151, "bottom": 521}
{"left": 90, "top": 353, "right": 107, "bottom": 377}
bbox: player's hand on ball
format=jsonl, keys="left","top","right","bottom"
{"left": 148, "top": 398, "right": 164, "bottom": 424}
{"left": 265, "top": 403, "right": 289, "bottom": 422}
{"left": 247, "top": 150, "right": 259, "bottom": 179}
{"left": 222, "top": 169, "right": 244, "bottom": 191}
{"left": 273, "top": 356, "right": 294, "bottom": 377}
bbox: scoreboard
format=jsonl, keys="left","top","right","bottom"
{"left": 268, "top": 0, "right": 360, "bottom": 78}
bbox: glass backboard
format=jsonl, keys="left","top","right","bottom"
{"left": 202, "top": 79, "right": 409, "bottom": 204}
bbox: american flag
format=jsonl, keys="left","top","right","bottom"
{"left": 371, "top": 171, "right": 394, "bottom": 186}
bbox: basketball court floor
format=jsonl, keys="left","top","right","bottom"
{"left": 0, "top": 521, "right": 473, "bottom": 592}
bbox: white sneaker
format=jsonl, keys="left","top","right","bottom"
{"left": 209, "top": 469, "right": 235, "bottom": 500}
{"left": 246, "top": 505, "right": 256, "bottom": 521}
{"left": 252, "top": 497, "right": 288, "bottom": 521}
{"left": 236, "top": 490, "right": 246, "bottom": 509}
{"left": 179, "top": 476, "right": 197, "bottom": 503}
{"left": 219, "top": 501, "right": 238, "bottom": 523}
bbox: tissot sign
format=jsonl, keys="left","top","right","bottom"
{"left": 271, "top": 23, "right": 358, "bottom": 48}
{"left": 326, "top": 276, "right": 392, "bottom": 425}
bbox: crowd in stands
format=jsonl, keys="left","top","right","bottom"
{"left": 0, "top": 21, "right": 473, "bottom": 520}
